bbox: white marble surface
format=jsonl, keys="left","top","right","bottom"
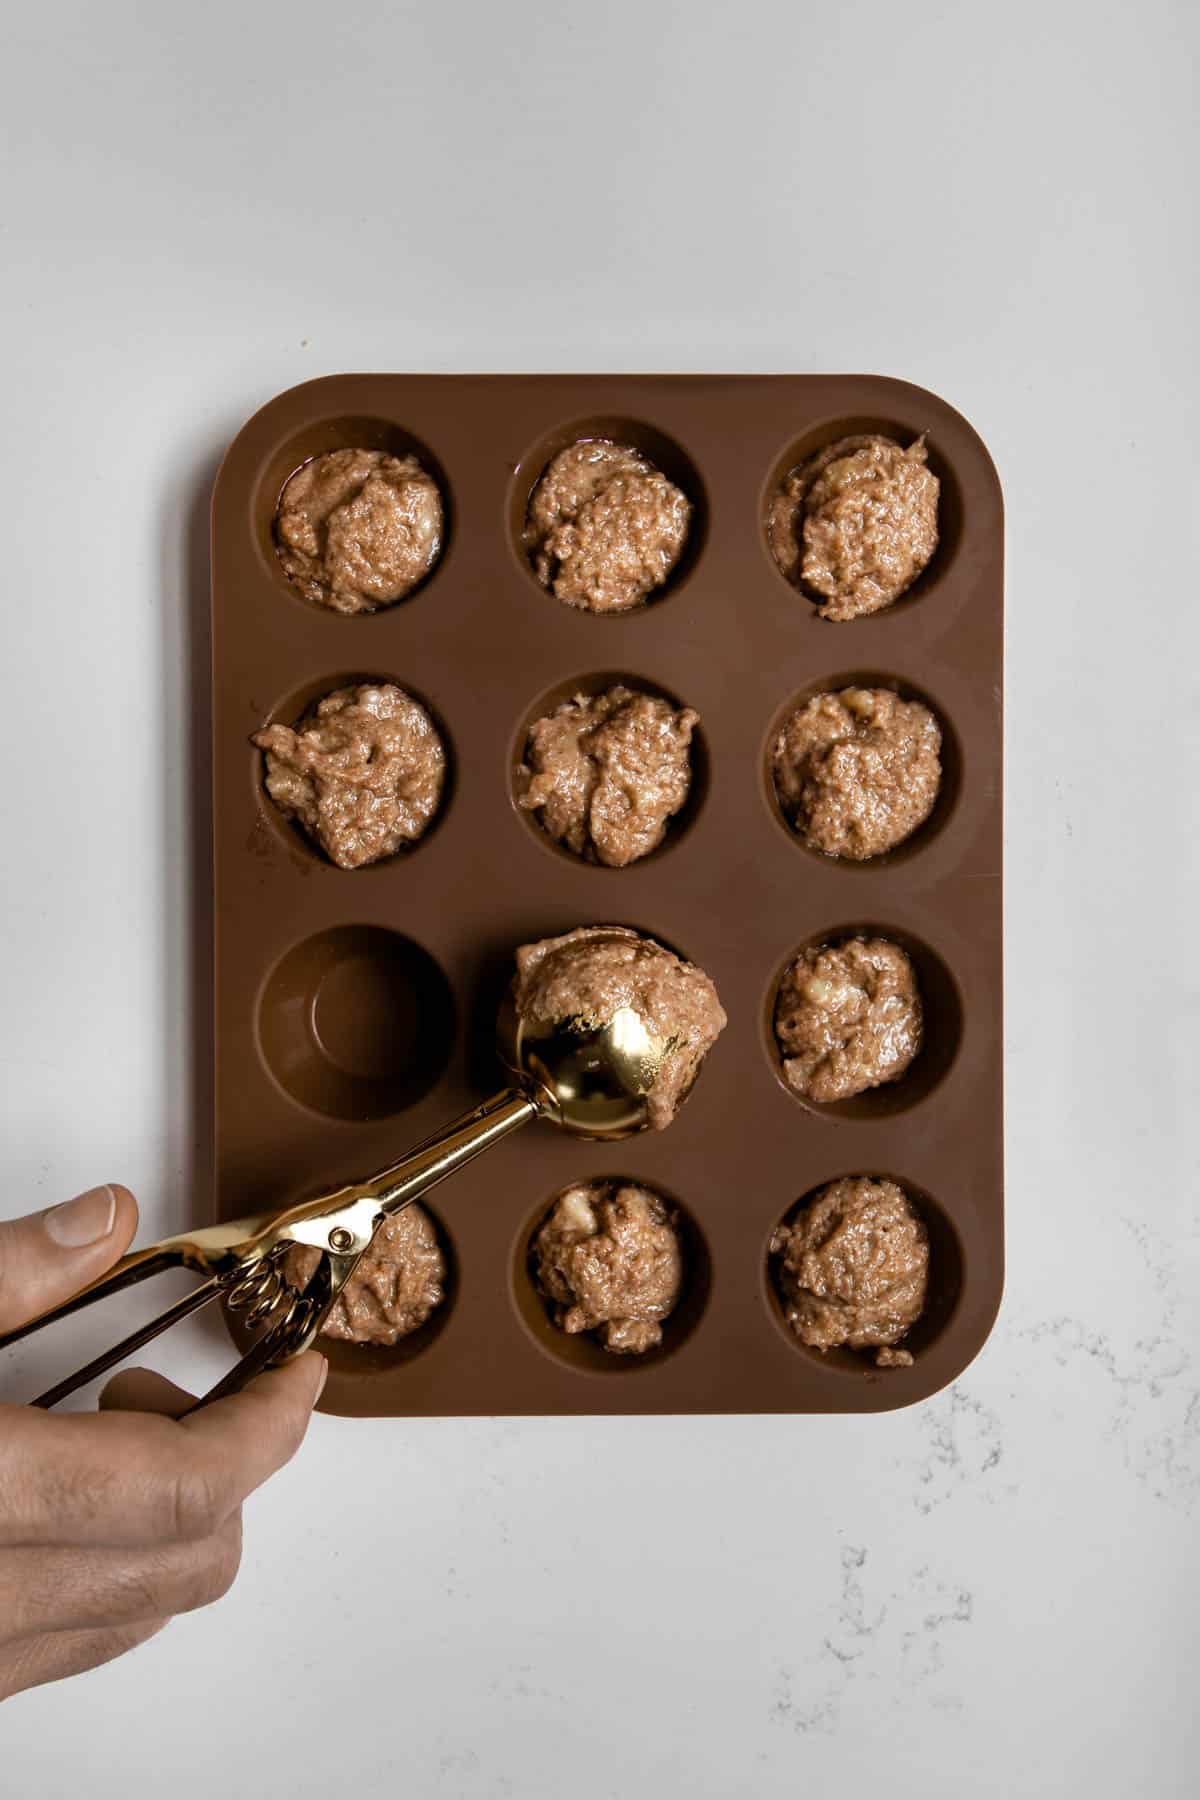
{"left": 1, "top": 2, "right": 1196, "bottom": 1793}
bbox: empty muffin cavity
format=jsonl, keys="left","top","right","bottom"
{"left": 256, "top": 925, "right": 456, "bottom": 1121}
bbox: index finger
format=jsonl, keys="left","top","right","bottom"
{"left": 0, "top": 1352, "right": 326, "bottom": 1550}
{"left": 176, "top": 1353, "right": 329, "bottom": 1502}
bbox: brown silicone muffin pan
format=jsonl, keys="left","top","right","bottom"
{"left": 210, "top": 373, "right": 1003, "bottom": 1417}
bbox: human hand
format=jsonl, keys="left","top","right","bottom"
{"left": 0, "top": 1184, "right": 325, "bottom": 1701}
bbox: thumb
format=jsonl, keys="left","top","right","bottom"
{"left": 0, "top": 1185, "right": 139, "bottom": 1334}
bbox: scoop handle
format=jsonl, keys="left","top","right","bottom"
{"left": 354, "top": 1089, "right": 538, "bottom": 1217}
{"left": 0, "top": 1245, "right": 187, "bottom": 1352}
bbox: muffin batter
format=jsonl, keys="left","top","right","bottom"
{"left": 274, "top": 447, "right": 443, "bottom": 613}
{"left": 253, "top": 682, "right": 446, "bottom": 870}
{"left": 519, "top": 685, "right": 699, "bottom": 866}
{"left": 285, "top": 1204, "right": 446, "bottom": 1347}
{"left": 772, "top": 686, "right": 942, "bottom": 859}
{"left": 768, "top": 433, "right": 939, "bottom": 620}
{"left": 524, "top": 439, "right": 691, "bottom": 612}
{"left": 513, "top": 926, "right": 726, "bottom": 1130}
{"left": 774, "top": 937, "right": 922, "bottom": 1103}
{"left": 532, "top": 1180, "right": 683, "bottom": 1354}
{"left": 771, "top": 1177, "right": 928, "bottom": 1366}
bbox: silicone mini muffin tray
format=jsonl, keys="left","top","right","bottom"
{"left": 210, "top": 373, "right": 1003, "bottom": 1417}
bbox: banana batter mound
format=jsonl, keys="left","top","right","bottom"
{"left": 532, "top": 1180, "right": 683, "bottom": 1354}
{"left": 285, "top": 1204, "right": 446, "bottom": 1347}
{"left": 253, "top": 682, "right": 446, "bottom": 870}
{"left": 771, "top": 1177, "right": 928, "bottom": 1367}
{"left": 772, "top": 686, "right": 942, "bottom": 859}
{"left": 768, "top": 433, "right": 939, "bottom": 619}
{"left": 524, "top": 439, "right": 691, "bottom": 612}
{"left": 274, "top": 447, "right": 443, "bottom": 613}
{"left": 774, "top": 937, "right": 922, "bottom": 1103}
{"left": 513, "top": 926, "right": 726, "bottom": 1131}
{"left": 519, "top": 685, "right": 699, "bottom": 866}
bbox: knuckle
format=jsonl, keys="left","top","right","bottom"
{"left": 167, "top": 1463, "right": 228, "bottom": 1543}
{"left": 87, "top": 1625, "right": 147, "bottom": 1668}
{"left": 185, "top": 1525, "right": 243, "bottom": 1612}
{"left": 108, "top": 1565, "right": 166, "bottom": 1626}
{"left": 203, "top": 1519, "right": 242, "bottom": 1605}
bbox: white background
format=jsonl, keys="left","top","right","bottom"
{"left": 1, "top": 3, "right": 1197, "bottom": 1794}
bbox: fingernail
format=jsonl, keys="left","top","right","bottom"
{"left": 45, "top": 1184, "right": 117, "bottom": 1248}
{"left": 313, "top": 1355, "right": 329, "bottom": 1404}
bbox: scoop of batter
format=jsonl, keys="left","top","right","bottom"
{"left": 532, "top": 1181, "right": 683, "bottom": 1354}
{"left": 285, "top": 1204, "right": 446, "bottom": 1347}
{"left": 774, "top": 937, "right": 922, "bottom": 1103}
{"left": 770, "top": 1177, "right": 928, "bottom": 1366}
{"left": 274, "top": 447, "right": 443, "bottom": 613}
{"left": 768, "top": 433, "right": 939, "bottom": 620}
{"left": 772, "top": 686, "right": 942, "bottom": 859}
{"left": 513, "top": 926, "right": 726, "bottom": 1131}
{"left": 524, "top": 439, "right": 691, "bottom": 612}
{"left": 253, "top": 682, "right": 446, "bottom": 870}
{"left": 519, "top": 685, "right": 699, "bottom": 867}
